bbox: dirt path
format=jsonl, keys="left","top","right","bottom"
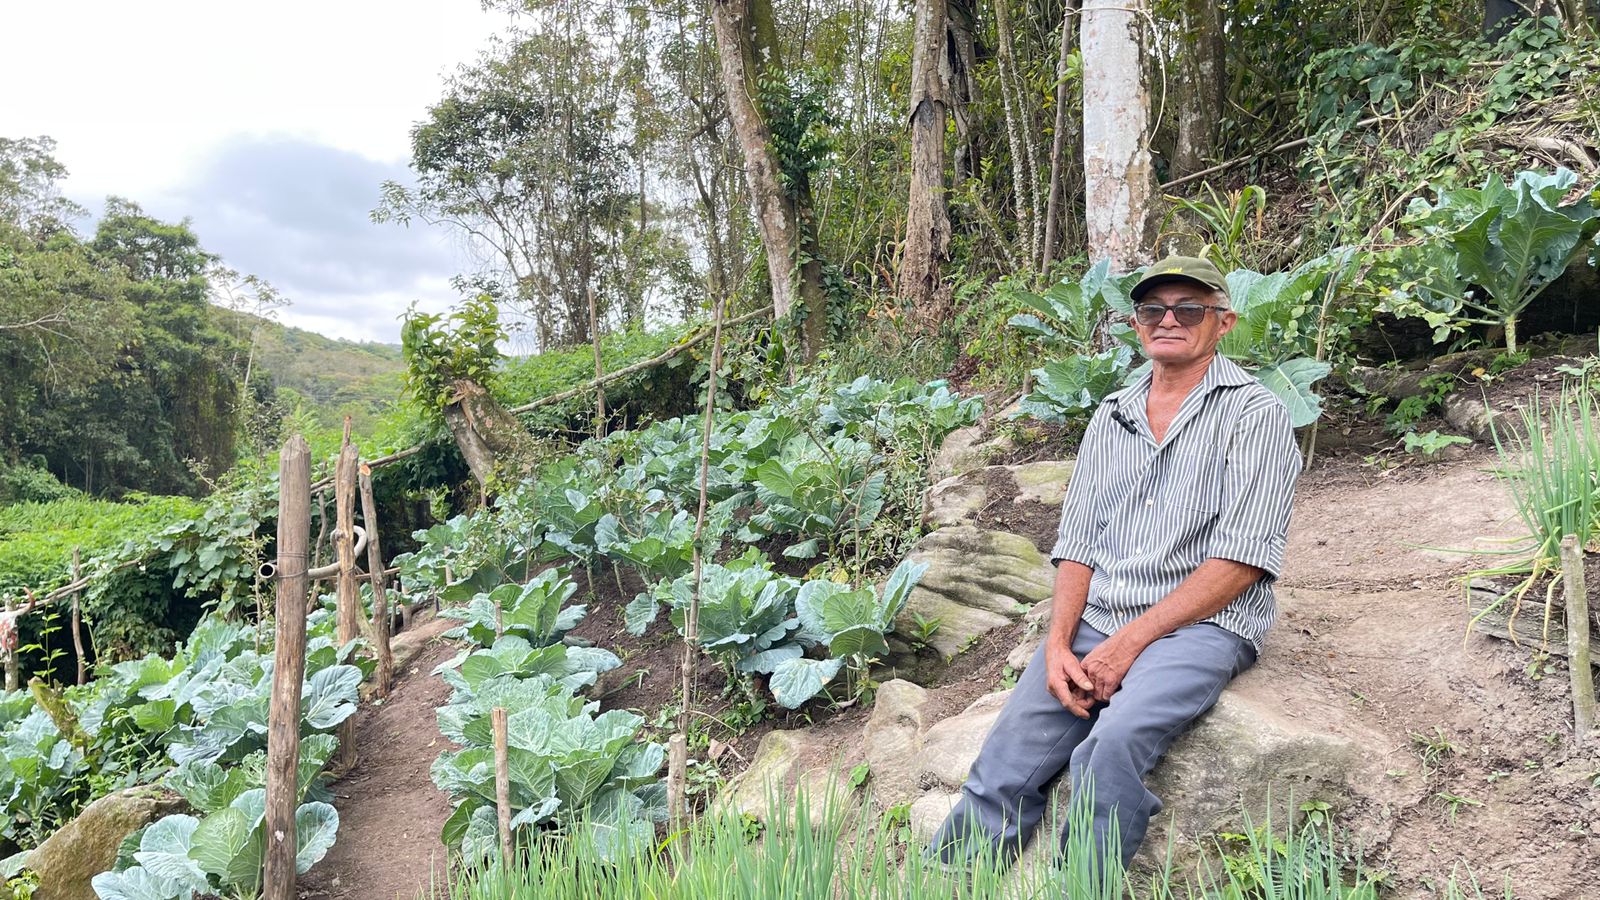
{"left": 1234, "top": 451, "right": 1598, "bottom": 899}
{"left": 300, "top": 616, "right": 458, "bottom": 900}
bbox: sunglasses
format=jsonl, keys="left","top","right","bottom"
{"left": 1132, "top": 302, "right": 1228, "bottom": 327}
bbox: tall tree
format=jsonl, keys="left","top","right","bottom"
{"left": 1042, "top": 0, "right": 1082, "bottom": 271}
{"left": 900, "top": 0, "right": 954, "bottom": 327}
{"left": 709, "top": 0, "right": 829, "bottom": 360}
{"left": 1172, "top": 0, "right": 1225, "bottom": 180}
{"left": 1081, "top": 0, "right": 1153, "bottom": 271}
{"left": 377, "top": 30, "right": 634, "bottom": 350}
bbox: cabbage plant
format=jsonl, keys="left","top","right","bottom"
{"left": 1393, "top": 167, "right": 1598, "bottom": 352}
{"left": 770, "top": 559, "right": 929, "bottom": 709}
{"left": 431, "top": 673, "right": 663, "bottom": 863}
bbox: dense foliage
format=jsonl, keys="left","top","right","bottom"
{"left": 0, "top": 611, "right": 359, "bottom": 893}
{"left": 399, "top": 375, "right": 973, "bottom": 721}
{"left": 1009, "top": 255, "right": 1350, "bottom": 427}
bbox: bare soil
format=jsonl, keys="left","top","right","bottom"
{"left": 299, "top": 616, "right": 458, "bottom": 900}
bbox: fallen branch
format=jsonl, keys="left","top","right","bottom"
{"left": 303, "top": 308, "right": 774, "bottom": 493}
{"left": 506, "top": 306, "right": 773, "bottom": 416}
{"left": 1159, "top": 114, "right": 1386, "bottom": 190}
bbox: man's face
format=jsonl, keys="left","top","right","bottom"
{"left": 1131, "top": 282, "right": 1237, "bottom": 367}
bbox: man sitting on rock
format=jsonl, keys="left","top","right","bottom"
{"left": 931, "top": 256, "right": 1304, "bottom": 871}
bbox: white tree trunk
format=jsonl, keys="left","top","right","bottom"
{"left": 1082, "top": 0, "right": 1152, "bottom": 271}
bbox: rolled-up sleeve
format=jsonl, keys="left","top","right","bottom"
{"left": 1050, "top": 408, "right": 1109, "bottom": 568}
{"left": 1206, "top": 400, "right": 1302, "bottom": 579}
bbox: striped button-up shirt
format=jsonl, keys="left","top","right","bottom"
{"left": 1050, "top": 353, "right": 1302, "bottom": 651}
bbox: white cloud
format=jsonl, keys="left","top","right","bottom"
{"left": 0, "top": 0, "right": 513, "bottom": 342}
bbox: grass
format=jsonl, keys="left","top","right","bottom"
{"left": 1468, "top": 378, "right": 1600, "bottom": 642}
{"left": 425, "top": 785, "right": 1419, "bottom": 900}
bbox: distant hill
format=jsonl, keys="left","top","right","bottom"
{"left": 215, "top": 308, "right": 406, "bottom": 430}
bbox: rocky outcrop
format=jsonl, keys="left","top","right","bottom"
{"left": 924, "top": 461, "right": 1073, "bottom": 528}
{"left": 862, "top": 680, "right": 931, "bottom": 809}
{"left": 927, "top": 422, "right": 1015, "bottom": 482}
{"left": 29, "top": 786, "right": 186, "bottom": 900}
{"left": 886, "top": 526, "right": 1054, "bottom": 675}
{"left": 718, "top": 729, "right": 858, "bottom": 828}
{"left": 887, "top": 680, "right": 1362, "bottom": 867}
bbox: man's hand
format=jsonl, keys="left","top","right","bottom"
{"left": 1079, "top": 632, "right": 1145, "bottom": 702}
{"left": 1044, "top": 638, "right": 1096, "bottom": 718}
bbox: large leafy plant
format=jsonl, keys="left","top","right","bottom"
{"left": 1010, "top": 261, "right": 1143, "bottom": 422}
{"left": 431, "top": 673, "right": 663, "bottom": 863}
{"left": 1012, "top": 254, "right": 1349, "bottom": 427}
{"left": 1390, "top": 167, "right": 1599, "bottom": 352}
{"left": 1213, "top": 252, "right": 1354, "bottom": 428}
{"left": 770, "top": 559, "right": 928, "bottom": 709}
{"left": 0, "top": 696, "right": 86, "bottom": 853}
{"left": 595, "top": 508, "right": 697, "bottom": 585}
{"left": 632, "top": 552, "right": 804, "bottom": 680}
{"left": 437, "top": 568, "right": 619, "bottom": 694}
{"left": 742, "top": 437, "right": 885, "bottom": 559}
{"left": 92, "top": 736, "right": 341, "bottom": 900}
{"left": 439, "top": 568, "right": 584, "bottom": 649}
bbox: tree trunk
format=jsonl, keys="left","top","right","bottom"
{"left": 993, "top": 0, "right": 1039, "bottom": 269}
{"left": 1082, "top": 0, "right": 1153, "bottom": 273}
{"left": 947, "top": 1, "right": 980, "bottom": 187}
{"left": 1172, "top": 0, "right": 1225, "bottom": 180}
{"left": 441, "top": 378, "right": 540, "bottom": 488}
{"left": 1043, "top": 0, "right": 1082, "bottom": 272}
{"left": 709, "top": 0, "right": 828, "bottom": 361}
{"left": 901, "top": 0, "right": 954, "bottom": 327}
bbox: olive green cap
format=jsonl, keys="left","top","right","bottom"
{"left": 1130, "top": 256, "right": 1229, "bottom": 302}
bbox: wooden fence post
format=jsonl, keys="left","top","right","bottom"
{"left": 264, "top": 434, "right": 311, "bottom": 900}
{"left": 1562, "top": 535, "right": 1595, "bottom": 743}
{"left": 492, "top": 707, "right": 513, "bottom": 867}
{"left": 333, "top": 420, "right": 360, "bottom": 771}
{"left": 3, "top": 599, "right": 16, "bottom": 693}
{"left": 588, "top": 283, "right": 605, "bottom": 441}
{"left": 358, "top": 464, "right": 393, "bottom": 697}
{"left": 313, "top": 488, "right": 330, "bottom": 571}
{"left": 71, "top": 547, "right": 85, "bottom": 686}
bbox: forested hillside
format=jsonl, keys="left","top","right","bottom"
{"left": 210, "top": 308, "right": 405, "bottom": 435}
{"left": 3, "top": 1, "right": 1600, "bottom": 898}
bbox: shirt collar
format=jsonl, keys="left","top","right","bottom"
{"left": 1105, "top": 352, "right": 1250, "bottom": 404}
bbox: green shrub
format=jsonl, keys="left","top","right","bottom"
{"left": 0, "top": 463, "right": 78, "bottom": 505}
{"left": 497, "top": 325, "right": 695, "bottom": 436}
{"left": 1386, "top": 168, "right": 1599, "bottom": 352}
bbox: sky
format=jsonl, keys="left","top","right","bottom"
{"left": 0, "top": 0, "right": 516, "bottom": 343}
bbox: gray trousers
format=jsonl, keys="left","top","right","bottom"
{"left": 931, "top": 621, "right": 1256, "bottom": 868}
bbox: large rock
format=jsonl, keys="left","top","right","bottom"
{"left": 1006, "top": 600, "right": 1054, "bottom": 672}
{"left": 1010, "top": 460, "right": 1073, "bottom": 509}
{"left": 718, "top": 729, "right": 857, "bottom": 827}
{"left": 901, "top": 684, "right": 1361, "bottom": 868}
{"left": 887, "top": 526, "right": 1054, "bottom": 672}
{"left": 30, "top": 786, "right": 186, "bottom": 900}
{"left": 1142, "top": 691, "right": 1361, "bottom": 853}
{"left": 928, "top": 423, "right": 1014, "bottom": 482}
{"left": 919, "top": 690, "right": 1011, "bottom": 789}
{"left": 862, "top": 680, "right": 931, "bottom": 809}
{"left": 924, "top": 462, "right": 1073, "bottom": 529}
{"left": 909, "top": 790, "right": 962, "bottom": 843}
